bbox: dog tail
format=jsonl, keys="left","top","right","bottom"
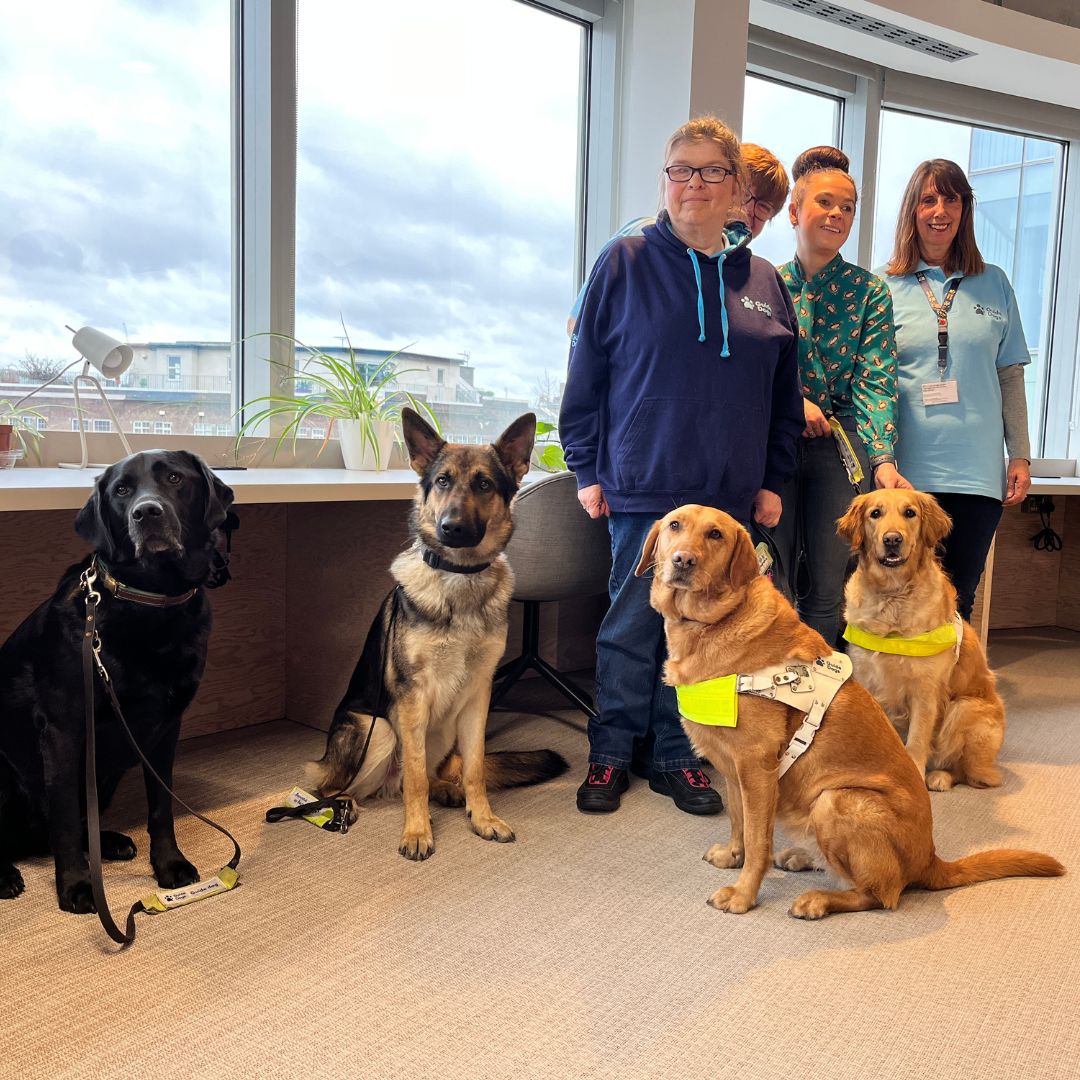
{"left": 305, "top": 711, "right": 394, "bottom": 797}
{"left": 921, "top": 849, "right": 1064, "bottom": 891}
{"left": 437, "top": 749, "right": 569, "bottom": 790}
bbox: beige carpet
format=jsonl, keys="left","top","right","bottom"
{"left": 3, "top": 629, "right": 1078, "bottom": 1080}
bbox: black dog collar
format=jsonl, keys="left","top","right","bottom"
{"left": 93, "top": 557, "right": 199, "bottom": 607}
{"left": 421, "top": 547, "right": 492, "bottom": 575}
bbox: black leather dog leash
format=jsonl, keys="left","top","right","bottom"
{"left": 81, "top": 560, "right": 241, "bottom": 947}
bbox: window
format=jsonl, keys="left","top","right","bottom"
{"left": 154, "top": 421, "right": 172, "bottom": 435}
{"left": 873, "top": 110, "right": 1065, "bottom": 448}
{"left": 132, "top": 421, "right": 152, "bottom": 435}
{"left": 92, "top": 419, "right": 113, "bottom": 433}
{"left": 167, "top": 355, "right": 182, "bottom": 382}
{"left": 742, "top": 74, "right": 843, "bottom": 268}
{"left": 294, "top": 0, "right": 587, "bottom": 437}
{"left": 0, "top": 1, "right": 231, "bottom": 436}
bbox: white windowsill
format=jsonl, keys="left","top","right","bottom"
{"left": 0, "top": 468, "right": 422, "bottom": 512}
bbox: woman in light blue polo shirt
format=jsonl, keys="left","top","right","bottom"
{"left": 880, "top": 159, "right": 1032, "bottom": 620}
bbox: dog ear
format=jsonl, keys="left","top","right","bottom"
{"left": 74, "top": 464, "right": 120, "bottom": 560}
{"left": 836, "top": 493, "right": 868, "bottom": 551}
{"left": 634, "top": 518, "right": 664, "bottom": 578}
{"left": 727, "top": 526, "right": 761, "bottom": 588}
{"left": 401, "top": 407, "right": 445, "bottom": 476}
{"left": 181, "top": 451, "right": 235, "bottom": 532}
{"left": 493, "top": 412, "right": 536, "bottom": 486}
{"left": 919, "top": 492, "right": 953, "bottom": 550}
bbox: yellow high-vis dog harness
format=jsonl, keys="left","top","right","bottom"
{"left": 843, "top": 613, "right": 963, "bottom": 660}
{"left": 675, "top": 652, "right": 853, "bottom": 778}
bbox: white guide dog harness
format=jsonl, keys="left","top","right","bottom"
{"left": 675, "top": 652, "right": 853, "bottom": 778}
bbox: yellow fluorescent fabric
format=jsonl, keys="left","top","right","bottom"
{"left": 676, "top": 675, "right": 739, "bottom": 727}
{"left": 843, "top": 619, "right": 959, "bottom": 657}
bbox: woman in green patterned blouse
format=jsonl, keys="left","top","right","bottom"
{"left": 771, "top": 146, "right": 912, "bottom": 647}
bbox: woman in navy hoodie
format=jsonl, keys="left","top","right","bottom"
{"left": 560, "top": 116, "right": 804, "bottom": 815}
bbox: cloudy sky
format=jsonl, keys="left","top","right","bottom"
{"left": 0, "top": 0, "right": 581, "bottom": 401}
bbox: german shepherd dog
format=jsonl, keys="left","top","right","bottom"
{"left": 307, "top": 408, "right": 568, "bottom": 860}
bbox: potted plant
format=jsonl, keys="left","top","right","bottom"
{"left": 532, "top": 420, "right": 566, "bottom": 472}
{"left": 0, "top": 401, "right": 47, "bottom": 467}
{"left": 235, "top": 332, "right": 440, "bottom": 470}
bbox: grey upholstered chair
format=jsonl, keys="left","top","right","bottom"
{"left": 492, "top": 471, "right": 612, "bottom": 717}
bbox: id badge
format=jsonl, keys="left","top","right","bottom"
{"left": 921, "top": 380, "right": 959, "bottom": 406}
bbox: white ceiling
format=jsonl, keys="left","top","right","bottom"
{"left": 749, "top": 0, "right": 1080, "bottom": 110}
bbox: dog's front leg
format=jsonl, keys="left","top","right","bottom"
{"left": 707, "top": 759, "right": 778, "bottom": 914}
{"left": 40, "top": 724, "right": 95, "bottom": 913}
{"left": 704, "top": 762, "right": 744, "bottom": 869}
{"left": 456, "top": 681, "right": 514, "bottom": 844}
{"left": 397, "top": 699, "right": 435, "bottom": 860}
{"left": 142, "top": 727, "right": 199, "bottom": 889}
{"left": 904, "top": 693, "right": 943, "bottom": 783}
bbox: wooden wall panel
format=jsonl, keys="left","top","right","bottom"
{"left": 1056, "top": 497, "right": 1080, "bottom": 632}
{"left": 986, "top": 501, "right": 1066, "bottom": 629}
{"left": 0, "top": 506, "right": 287, "bottom": 741}
{"left": 284, "top": 501, "right": 409, "bottom": 730}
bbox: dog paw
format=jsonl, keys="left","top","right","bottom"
{"left": 706, "top": 886, "right": 755, "bottom": 914}
{"left": 100, "top": 831, "right": 138, "bottom": 861}
{"left": 154, "top": 858, "right": 200, "bottom": 890}
{"left": 789, "top": 890, "right": 835, "bottom": 920}
{"left": 966, "top": 770, "right": 1002, "bottom": 789}
{"left": 926, "top": 770, "right": 955, "bottom": 792}
{"left": 775, "top": 846, "right": 818, "bottom": 872}
{"left": 0, "top": 864, "right": 25, "bottom": 899}
{"left": 703, "top": 844, "right": 743, "bottom": 869}
{"left": 429, "top": 780, "right": 466, "bottom": 807}
{"left": 469, "top": 813, "right": 515, "bottom": 844}
{"left": 58, "top": 880, "right": 97, "bottom": 914}
{"left": 399, "top": 831, "right": 435, "bottom": 861}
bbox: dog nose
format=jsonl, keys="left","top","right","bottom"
{"left": 131, "top": 499, "right": 164, "bottom": 522}
{"left": 882, "top": 531, "right": 903, "bottom": 550}
{"left": 671, "top": 549, "right": 696, "bottom": 568}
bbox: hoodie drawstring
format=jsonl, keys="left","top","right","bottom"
{"left": 686, "top": 248, "right": 730, "bottom": 358}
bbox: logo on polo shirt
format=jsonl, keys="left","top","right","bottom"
{"left": 973, "top": 303, "right": 1005, "bottom": 322}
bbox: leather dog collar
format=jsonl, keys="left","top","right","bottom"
{"left": 421, "top": 547, "right": 492, "bottom": 575}
{"left": 93, "top": 556, "right": 199, "bottom": 607}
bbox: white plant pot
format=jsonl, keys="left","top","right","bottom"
{"left": 337, "top": 418, "right": 396, "bottom": 471}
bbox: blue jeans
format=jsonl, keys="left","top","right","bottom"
{"left": 928, "top": 492, "right": 1003, "bottom": 621}
{"left": 588, "top": 512, "right": 700, "bottom": 772}
{"left": 772, "top": 419, "right": 870, "bottom": 648}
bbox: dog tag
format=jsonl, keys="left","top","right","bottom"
{"left": 921, "top": 380, "right": 959, "bottom": 406}
{"left": 141, "top": 866, "right": 240, "bottom": 913}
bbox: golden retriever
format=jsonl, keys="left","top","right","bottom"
{"left": 838, "top": 489, "right": 1005, "bottom": 791}
{"left": 637, "top": 504, "right": 1062, "bottom": 919}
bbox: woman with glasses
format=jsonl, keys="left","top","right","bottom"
{"left": 559, "top": 117, "right": 804, "bottom": 815}
{"left": 879, "top": 159, "right": 1031, "bottom": 620}
{"left": 771, "top": 146, "right": 911, "bottom": 647}
{"left": 566, "top": 143, "right": 790, "bottom": 334}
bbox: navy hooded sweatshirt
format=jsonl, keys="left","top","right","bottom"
{"left": 559, "top": 214, "right": 804, "bottom": 522}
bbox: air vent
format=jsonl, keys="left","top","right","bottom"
{"left": 762, "top": 0, "right": 976, "bottom": 62}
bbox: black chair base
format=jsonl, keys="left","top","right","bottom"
{"left": 491, "top": 600, "right": 597, "bottom": 718}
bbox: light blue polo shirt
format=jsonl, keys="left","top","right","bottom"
{"left": 877, "top": 261, "right": 1029, "bottom": 501}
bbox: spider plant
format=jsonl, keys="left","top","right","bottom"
{"left": 234, "top": 331, "right": 440, "bottom": 467}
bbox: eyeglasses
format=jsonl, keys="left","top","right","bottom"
{"left": 743, "top": 192, "right": 778, "bottom": 222}
{"left": 664, "top": 165, "right": 734, "bottom": 184}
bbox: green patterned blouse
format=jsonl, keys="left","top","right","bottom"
{"left": 778, "top": 253, "right": 898, "bottom": 465}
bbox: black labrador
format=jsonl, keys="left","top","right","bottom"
{"left": 0, "top": 450, "right": 236, "bottom": 913}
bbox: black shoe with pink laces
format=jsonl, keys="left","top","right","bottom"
{"left": 576, "top": 762, "right": 630, "bottom": 813}
{"left": 649, "top": 768, "right": 723, "bottom": 815}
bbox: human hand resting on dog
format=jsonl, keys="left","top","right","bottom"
{"left": 578, "top": 483, "right": 609, "bottom": 519}
{"left": 873, "top": 462, "right": 913, "bottom": 490}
